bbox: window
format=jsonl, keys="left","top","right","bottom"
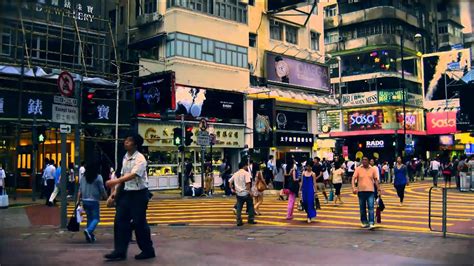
{"left": 249, "top": 33, "right": 257, "bottom": 47}
{"left": 144, "top": 0, "right": 157, "bottom": 14}
{"left": 120, "top": 6, "right": 124, "bottom": 24}
{"left": 324, "top": 5, "right": 337, "bottom": 17}
{"left": 324, "top": 31, "right": 339, "bottom": 44}
{"left": 167, "top": 0, "right": 247, "bottom": 23}
{"left": 1, "top": 31, "right": 11, "bottom": 56}
{"left": 285, "top": 25, "right": 298, "bottom": 44}
{"left": 270, "top": 20, "right": 283, "bottom": 41}
{"left": 249, "top": 0, "right": 254, "bottom": 6}
{"left": 310, "top": 31, "right": 320, "bottom": 51}
{"left": 438, "top": 25, "right": 448, "bottom": 34}
{"left": 166, "top": 32, "right": 247, "bottom": 68}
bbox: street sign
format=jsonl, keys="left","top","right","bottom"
{"left": 52, "top": 104, "right": 79, "bottom": 124}
{"left": 197, "top": 131, "right": 210, "bottom": 146}
{"left": 54, "top": 95, "right": 77, "bottom": 106}
{"left": 60, "top": 124, "right": 71, "bottom": 134}
{"left": 57, "top": 71, "right": 75, "bottom": 97}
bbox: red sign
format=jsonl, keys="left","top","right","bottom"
{"left": 342, "top": 146, "right": 349, "bottom": 159}
{"left": 57, "top": 71, "right": 75, "bottom": 97}
{"left": 426, "top": 112, "right": 457, "bottom": 134}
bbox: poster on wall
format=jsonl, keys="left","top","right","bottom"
{"left": 275, "top": 110, "right": 308, "bottom": 131}
{"left": 175, "top": 86, "right": 244, "bottom": 124}
{"left": 266, "top": 53, "right": 330, "bottom": 92}
{"left": 422, "top": 49, "right": 471, "bottom": 109}
{"left": 253, "top": 99, "right": 275, "bottom": 147}
{"left": 347, "top": 110, "right": 383, "bottom": 131}
{"left": 396, "top": 112, "right": 417, "bottom": 131}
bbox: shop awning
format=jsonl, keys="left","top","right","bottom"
{"left": 247, "top": 86, "right": 339, "bottom": 106}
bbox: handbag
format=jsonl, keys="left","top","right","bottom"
{"left": 323, "top": 170, "right": 330, "bottom": 180}
{"left": 0, "top": 189, "right": 9, "bottom": 209}
{"left": 67, "top": 202, "right": 81, "bottom": 232}
{"left": 328, "top": 189, "right": 334, "bottom": 201}
{"left": 256, "top": 179, "right": 266, "bottom": 192}
{"left": 315, "top": 194, "right": 321, "bottom": 210}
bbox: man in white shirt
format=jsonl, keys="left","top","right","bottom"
{"left": 430, "top": 158, "right": 441, "bottom": 187}
{"left": 44, "top": 160, "right": 56, "bottom": 206}
{"left": 229, "top": 161, "right": 257, "bottom": 226}
{"left": 0, "top": 164, "right": 6, "bottom": 195}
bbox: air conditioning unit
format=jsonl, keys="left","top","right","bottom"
{"left": 137, "top": 14, "right": 147, "bottom": 26}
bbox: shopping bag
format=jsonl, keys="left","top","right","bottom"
{"left": 315, "top": 195, "right": 321, "bottom": 210}
{"left": 376, "top": 207, "right": 382, "bottom": 223}
{"left": 323, "top": 170, "right": 330, "bottom": 180}
{"left": 328, "top": 189, "right": 334, "bottom": 201}
{"left": 67, "top": 202, "right": 80, "bottom": 232}
{"left": 0, "top": 190, "right": 9, "bottom": 209}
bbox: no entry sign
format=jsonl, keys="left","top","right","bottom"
{"left": 57, "top": 71, "right": 75, "bottom": 97}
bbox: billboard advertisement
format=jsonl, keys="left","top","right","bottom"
{"left": 253, "top": 99, "right": 275, "bottom": 147}
{"left": 426, "top": 112, "right": 457, "bottom": 135}
{"left": 275, "top": 110, "right": 308, "bottom": 131}
{"left": 175, "top": 86, "right": 244, "bottom": 124}
{"left": 347, "top": 110, "right": 384, "bottom": 131}
{"left": 422, "top": 49, "right": 471, "bottom": 108}
{"left": 266, "top": 53, "right": 330, "bottom": 92}
{"left": 135, "top": 71, "right": 175, "bottom": 114}
{"left": 342, "top": 91, "right": 378, "bottom": 107}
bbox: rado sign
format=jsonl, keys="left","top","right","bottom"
{"left": 366, "top": 140, "right": 384, "bottom": 148}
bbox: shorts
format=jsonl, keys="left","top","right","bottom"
{"left": 316, "top": 182, "right": 326, "bottom": 193}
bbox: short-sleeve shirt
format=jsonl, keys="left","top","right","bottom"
{"left": 121, "top": 151, "right": 148, "bottom": 191}
{"left": 332, "top": 168, "right": 344, "bottom": 184}
{"left": 312, "top": 163, "right": 323, "bottom": 183}
{"left": 353, "top": 166, "right": 378, "bottom": 192}
{"left": 0, "top": 169, "right": 5, "bottom": 187}
{"left": 229, "top": 169, "right": 251, "bottom": 197}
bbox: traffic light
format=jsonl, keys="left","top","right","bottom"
{"left": 173, "top": 127, "right": 183, "bottom": 146}
{"left": 37, "top": 126, "right": 46, "bottom": 143}
{"left": 185, "top": 125, "right": 193, "bottom": 146}
{"left": 82, "top": 91, "right": 97, "bottom": 123}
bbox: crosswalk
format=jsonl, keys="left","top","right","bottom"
{"left": 68, "top": 182, "right": 474, "bottom": 235}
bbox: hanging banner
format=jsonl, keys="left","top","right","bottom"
{"left": 342, "top": 91, "right": 378, "bottom": 107}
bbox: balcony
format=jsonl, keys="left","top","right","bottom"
{"left": 326, "top": 34, "right": 416, "bottom": 54}
{"left": 136, "top": 12, "right": 164, "bottom": 28}
{"left": 338, "top": 6, "right": 419, "bottom": 28}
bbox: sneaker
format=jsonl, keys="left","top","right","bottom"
{"left": 104, "top": 252, "right": 126, "bottom": 261}
{"left": 135, "top": 251, "right": 156, "bottom": 260}
{"left": 84, "top": 230, "right": 92, "bottom": 243}
{"left": 248, "top": 221, "right": 257, "bottom": 225}
{"left": 369, "top": 224, "right": 376, "bottom": 230}
{"left": 361, "top": 223, "right": 370, "bottom": 228}
{"left": 91, "top": 233, "right": 96, "bottom": 243}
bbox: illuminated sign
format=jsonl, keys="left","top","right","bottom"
{"left": 347, "top": 110, "right": 383, "bottom": 131}
{"left": 426, "top": 112, "right": 457, "bottom": 134}
{"left": 366, "top": 140, "right": 384, "bottom": 148}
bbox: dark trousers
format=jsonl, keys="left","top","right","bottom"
{"left": 273, "top": 181, "right": 284, "bottom": 190}
{"left": 44, "top": 179, "right": 55, "bottom": 205}
{"left": 432, "top": 170, "right": 439, "bottom": 187}
{"left": 358, "top": 192, "right": 375, "bottom": 225}
{"left": 223, "top": 175, "right": 232, "bottom": 196}
{"left": 235, "top": 194, "right": 255, "bottom": 224}
{"left": 114, "top": 189, "right": 154, "bottom": 255}
{"left": 394, "top": 184, "right": 406, "bottom": 203}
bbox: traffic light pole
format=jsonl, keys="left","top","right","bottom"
{"left": 181, "top": 115, "right": 185, "bottom": 198}
{"left": 31, "top": 115, "right": 37, "bottom": 201}
{"left": 73, "top": 79, "right": 82, "bottom": 203}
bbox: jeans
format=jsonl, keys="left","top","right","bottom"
{"left": 358, "top": 191, "right": 375, "bottom": 225}
{"left": 394, "top": 184, "right": 406, "bottom": 203}
{"left": 114, "top": 189, "right": 154, "bottom": 255}
{"left": 83, "top": 200, "right": 100, "bottom": 234}
{"left": 286, "top": 192, "right": 296, "bottom": 218}
{"left": 432, "top": 170, "right": 439, "bottom": 186}
{"left": 235, "top": 194, "right": 255, "bottom": 224}
{"left": 223, "top": 175, "right": 232, "bottom": 196}
{"left": 44, "top": 179, "right": 55, "bottom": 205}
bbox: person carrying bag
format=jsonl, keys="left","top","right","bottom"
{"left": 67, "top": 201, "right": 81, "bottom": 232}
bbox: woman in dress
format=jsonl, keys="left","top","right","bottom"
{"left": 393, "top": 156, "right": 409, "bottom": 207}
{"left": 331, "top": 162, "right": 344, "bottom": 205}
{"left": 252, "top": 165, "right": 266, "bottom": 215}
{"left": 301, "top": 161, "right": 317, "bottom": 223}
{"left": 442, "top": 160, "right": 453, "bottom": 188}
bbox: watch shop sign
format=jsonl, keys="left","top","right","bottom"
{"left": 426, "top": 112, "right": 457, "bottom": 135}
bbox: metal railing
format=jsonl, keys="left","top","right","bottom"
{"left": 428, "top": 186, "right": 473, "bottom": 238}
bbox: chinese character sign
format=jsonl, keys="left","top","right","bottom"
{"left": 27, "top": 99, "right": 43, "bottom": 115}
{"left": 97, "top": 104, "right": 110, "bottom": 120}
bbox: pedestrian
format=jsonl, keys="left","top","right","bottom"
{"left": 104, "top": 133, "right": 155, "bottom": 261}
{"left": 265, "top": 155, "right": 275, "bottom": 187}
{"left": 452, "top": 156, "right": 459, "bottom": 189}
{"left": 301, "top": 161, "right": 317, "bottom": 223}
{"left": 331, "top": 162, "right": 344, "bottom": 205}
{"left": 273, "top": 160, "right": 285, "bottom": 190}
{"left": 416, "top": 158, "right": 423, "bottom": 181}
{"left": 442, "top": 160, "right": 454, "bottom": 188}
{"left": 40, "top": 159, "right": 50, "bottom": 199}
{"left": 48, "top": 160, "right": 63, "bottom": 205}
{"left": 252, "top": 164, "right": 266, "bottom": 215}
{"left": 223, "top": 159, "right": 233, "bottom": 196}
{"left": 229, "top": 161, "right": 257, "bottom": 226}
{"left": 0, "top": 164, "right": 5, "bottom": 195}
{"left": 78, "top": 163, "right": 107, "bottom": 243}
{"left": 346, "top": 159, "right": 356, "bottom": 183}
{"left": 393, "top": 156, "right": 409, "bottom": 207}
{"left": 382, "top": 162, "right": 390, "bottom": 184}
{"left": 44, "top": 159, "right": 56, "bottom": 206}
{"left": 286, "top": 161, "right": 299, "bottom": 220}
{"left": 408, "top": 159, "right": 416, "bottom": 182}
{"left": 457, "top": 155, "right": 469, "bottom": 191}
{"left": 204, "top": 164, "right": 214, "bottom": 196}
{"left": 67, "top": 162, "right": 75, "bottom": 198}
{"left": 313, "top": 157, "right": 328, "bottom": 203}
{"left": 352, "top": 157, "right": 381, "bottom": 230}
{"left": 430, "top": 157, "right": 441, "bottom": 187}
{"left": 184, "top": 158, "right": 194, "bottom": 187}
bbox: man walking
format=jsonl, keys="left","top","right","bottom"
{"left": 184, "top": 158, "right": 194, "bottom": 187}
{"left": 430, "top": 157, "right": 441, "bottom": 187}
{"left": 229, "top": 161, "right": 257, "bottom": 226}
{"left": 48, "top": 161, "right": 62, "bottom": 205}
{"left": 105, "top": 133, "right": 155, "bottom": 261}
{"left": 0, "top": 164, "right": 5, "bottom": 195}
{"left": 313, "top": 157, "right": 328, "bottom": 203}
{"left": 352, "top": 157, "right": 381, "bottom": 230}
{"left": 44, "top": 160, "right": 56, "bottom": 206}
